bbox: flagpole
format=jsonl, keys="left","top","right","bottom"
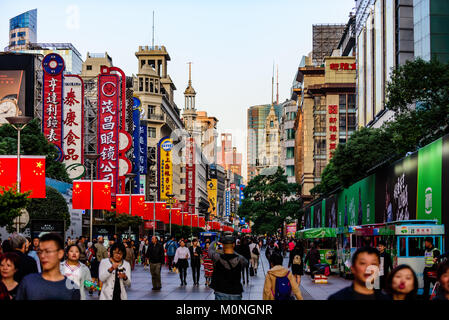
{"left": 85, "top": 154, "right": 99, "bottom": 243}
{"left": 166, "top": 193, "right": 174, "bottom": 237}
{"left": 125, "top": 173, "right": 137, "bottom": 240}
{"left": 153, "top": 192, "right": 156, "bottom": 237}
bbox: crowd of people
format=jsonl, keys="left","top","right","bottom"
{"left": 0, "top": 232, "right": 448, "bottom": 301}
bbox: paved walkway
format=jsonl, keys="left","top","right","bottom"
{"left": 87, "top": 249, "right": 350, "bottom": 300}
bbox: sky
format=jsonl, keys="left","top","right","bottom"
{"left": 1, "top": 0, "right": 355, "bottom": 181}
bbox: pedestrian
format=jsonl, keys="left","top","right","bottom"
{"left": 146, "top": 236, "right": 164, "bottom": 290}
{"left": 263, "top": 252, "right": 303, "bottom": 300}
{"left": 422, "top": 237, "right": 440, "bottom": 300}
{"left": 174, "top": 239, "right": 190, "bottom": 286}
{"left": 76, "top": 236, "right": 87, "bottom": 265}
{"left": 189, "top": 238, "right": 202, "bottom": 286}
{"left": 265, "top": 241, "right": 280, "bottom": 265}
{"left": 328, "top": 247, "right": 388, "bottom": 300}
{"left": 9, "top": 233, "right": 38, "bottom": 283}
{"left": 208, "top": 235, "right": 248, "bottom": 300}
{"left": 165, "top": 236, "right": 178, "bottom": 272}
{"left": 385, "top": 265, "right": 418, "bottom": 300}
{"left": 142, "top": 238, "right": 150, "bottom": 270}
{"left": 124, "top": 242, "right": 135, "bottom": 271}
{"left": 0, "top": 252, "right": 20, "bottom": 300}
{"left": 377, "top": 240, "right": 392, "bottom": 290}
{"left": 27, "top": 236, "right": 41, "bottom": 273}
{"left": 202, "top": 241, "right": 213, "bottom": 286}
{"left": 93, "top": 236, "right": 108, "bottom": 295}
{"left": 98, "top": 242, "right": 131, "bottom": 300}
{"left": 16, "top": 233, "right": 81, "bottom": 300}
{"left": 304, "top": 242, "right": 321, "bottom": 279}
{"left": 249, "top": 238, "right": 260, "bottom": 276}
{"left": 60, "top": 244, "right": 95, "bottom": 300}
{"left": 236, "top": 237, "right": 251, "bottom": 284}
{"left": 432, "top": 261, "right": 449, "bottom": 300}
{"left": 288, "top": 241, "right": 304, "bottom": 286}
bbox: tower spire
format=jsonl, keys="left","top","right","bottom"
{"left": 188, "top": 61, "right": 192, "bottom": 85}
{"left": 276, "top": 64, "right": 279, "bottom": 105}
{"left": 152, "top": 11, "right": 155, "bottom": 48}
{"left": 271, "top": 61, "right": 274, "bottom": 106}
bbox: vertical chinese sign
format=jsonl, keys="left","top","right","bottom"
{"left": 98, "top": 73, "right": 120, "bottom": 198}
{"left": 158, "top": 137, "right": 173, "bottom": 201}
{"left": 328, "top": 104, "right": 338, "bottom": 159}
{"left": 132, "top": 100, "right": 141, "bottom": 193}
{"left": 207, "top": 164, "right": 217, "bottom": 218}
{"left": 225, "top": 188, "right": 230, "bottom": 217}
{"left": 63, "top": 75, "right": 84, "bottom": 179}
{"left": 186, "top": 137, "right": 196, "bottom": 214}
{"left": 42, "top": 53, "right": 64, "bottom": 156}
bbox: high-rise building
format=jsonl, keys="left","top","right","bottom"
{"left": 217, "top": 133, "right": 242, "bottom": 176}
{"left": 8, "top": 9, "right": 37, "bottom": 51}
{"left": 195, "top": 110, "right": 218, "bottom": 164}
{"left": 280, "top": 99, "right": 297, "bottom": 183}
{"left": 247, "top": 104, "right": 282, "bottom": 181}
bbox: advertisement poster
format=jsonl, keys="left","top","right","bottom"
{"left": 375, "top": 153, "right": 418, "bottom": 223}
{"left": 305, "top": 206, "right": 312, "bottom": 229}
{"left": 325, "top": 194, "right": 337, "bottom": 228}
{"left": 313, "top": 201, "right": 323, "bottom": 228}
{"left": 286, "top": 223, "right": 297, "bottom": 237}
{"left": 62, "top": 75, "right": 84, "bottom": 180}
{"left": 158, "top": 137, "right": 173, "bottom": 201}
{"left": 352, "top": 174, "right": 376, "bottom": 225}
{"left": 417, "top": 138, "right": 442, "bottom": 223}
{"left": 97, "top": 73, "right": 120, "bottom": 197}
{"left": 0, "top": 70, "right": 25, "bottom": 124}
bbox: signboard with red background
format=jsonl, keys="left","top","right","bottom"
{"left": 186, "top": 137, "right": 196, "bottom": 214}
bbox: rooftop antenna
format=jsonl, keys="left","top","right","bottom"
{"left": 152, "top": 11, "right": 155, "bottom": 48}
{"left": 271, "top": 61, "right": 274, "bottom": 106}
{"left": 276, "top": 64, "right": 279, "bottom": 105}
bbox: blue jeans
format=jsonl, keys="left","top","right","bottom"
{"left": 215, "top": 292, "right": 242, "bottom": 300}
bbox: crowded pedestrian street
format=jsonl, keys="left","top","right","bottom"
{"left": 85, "top": 248, "right": 349, "bottom": 301}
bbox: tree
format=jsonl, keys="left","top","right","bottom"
{"left": 0, "top": 119, "right": 71, "bottom": 182}
{"left": 238, "top": 167, "right": 303, "bottom": 235}
{"left": 25, "top": 186, "right": 71, "bottom": 231}
{"left": 103, "top": 211, "right": 143, "bottom": 234}
{"left": 0, "top": 186, "right": 31, "bottom": 228}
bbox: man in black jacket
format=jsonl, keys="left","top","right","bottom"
{"left": 377, "top": 240, "right": 392, "bottom": 290}
{"left": 189, "top": 238, "right": 202, "bottom": 286}
{"left": 10, "top": 233, "right": 38, "bottom": 283}
{"left": 146, "top": 236, "right": 165, "bottom": 290}
{"left": 328, "top": 247, "right": 388, "bottom": 300}
{"left": 209, "top": 235, "right": 248, "bottom": 300}
{"left": 304, "top": 242, "right": 321, "bottom": 279}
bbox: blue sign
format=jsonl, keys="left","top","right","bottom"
{"left": 139, "top": 125, "right": 147, "bottom": 174}
{"left": 132, "top": 107, "right": 140, "bottom": 193}
{"left": 225, "top": 189, "right": 230, "bottom": 217}
{"left": 239, "top": 184, "right": 245, "bottom": 205}
{"left": 42, "top": 53, "right": 65, "bottom": 75}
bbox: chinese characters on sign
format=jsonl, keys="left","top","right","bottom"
{"left": 329, "top": 63, "right": 357, "bottom": 71}
{"left": 186, "top": 137, "right": 196, "bottom": 215}
{"left": 42, "top": 54, "right": 65, "bottom": 153}
{"left": 158, "top": 137, "right": 173, "bottom": 201}
{"left": 97, "top": 74, "right": 120, "bottom": 196}
{"left": 63, "top": 75, "right": 84, "bottom": 179}
{"left": 328, "top": 104, "right": 338, "bottom": 159}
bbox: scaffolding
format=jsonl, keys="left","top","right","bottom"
{"left": 312, "top": 24, "right": 346, "bottom": 66}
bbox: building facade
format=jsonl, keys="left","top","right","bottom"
{"left": 217, "top": 133, "right": 242, "bottom": 176}
{"left": 280, "top": 99, "right": 297, "bottom": 183}
{"left": 7, "top": 9, "right": 37, "bottom": 51}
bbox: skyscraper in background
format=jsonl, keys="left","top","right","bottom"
{"left": 8, "top": 9, "right": 37, "bottom": 51}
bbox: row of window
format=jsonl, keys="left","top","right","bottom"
{"left": 285, "top": 111, "right": 297, "bottom": 121}
{"left": 139, "top": 77, "right": 159, "bottom": 94}
{"left": 10, "top": 40, "right": 26, "bottom": 46}
{"left": 11, "top": 31, "right": 26, "bottom": 38}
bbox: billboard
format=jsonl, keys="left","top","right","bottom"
{"left": 375, "top": 153, "right": 418, "bottom": 223}
{"left": 0, "top": 70, "right": 26, "bottom": 125}
{"left": 158, "top": 137, "right": 173, "bottom": 201}
{"left": 325, "top": 194, "right": 337, "bottom": 228}
{"left": 207, "top": 164, "right": 218, "bottom": 218}
{"left": 63, "top": 75, "right": 84, "bottom": 180}
{"left": 97, "top": 73, "right": 120, "bottom": 197}
{"left": 313, "top": 200, "right": 323, "bottom": 228}
{"left": 186, "top": 137, "right": 195, "bottom": 214}
{"left": 0, "top": 54, "right": 36, "bottom": 118}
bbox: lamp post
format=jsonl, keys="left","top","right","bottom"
{"left": 188, "top": 203, "right": 195, "bottom": 239}
{"left": 153, "top": 190, "right": 157, "bottom": 237}
{"left": 85, "top": 153, "right": 100, "bottom": 242}
{"left": 166, "top": 193, "right": 175, "bottom": 236}
{"left": 125, "top": 173, "right": 137, "bottom": 240}
{"left": 180, "top": 200, "right": 186, "bottom": 238}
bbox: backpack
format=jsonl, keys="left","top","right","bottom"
{"left": 166, "top": 240, "right": 177, "bottom": 256}
{"left": 293, "top": 255, "right": 301, "bottom": 265}
{"left": 273, "top": 271, "right": 293, "bottom": 300}
{"left": 252, "top": 246, "right": 259, "bottom": 256}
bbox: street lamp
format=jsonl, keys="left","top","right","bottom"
{"left": 152, "top": 189, "right": 158, "bottom": 237}
{"left": 125, "top": 173, "right": 137, "bottom": 239}
{"left": 166, "top": 193, "right": 175, "bottom": 236}
{"left": 180, "top": 200, "right": 186, "bottom": 238}
{"left": 85, "top": 153, "right": 100, "bottom": 242}
{"left": 188, "top": 203, "right": 195, "bottom": 239}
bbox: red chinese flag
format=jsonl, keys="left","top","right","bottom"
{"left": 20, "top": 156, "right": 46, "bottom": 198}
{"left": 116, "top": 194, "right": 130, "bottom": 214}
{"left": 93, "top": 181, "right": 111, "bottom": 210}
{"left": 213, "top": 222, "right": 220, "bottom": 230}
{"left": 143, "top": 202, "right": 153, "bottom": 220}
{"left": 131, "top": 195, "right": 145, "bottom": 217}
{"left": 199, "top": 217, "right": 205, "bottom": 228}
{"left": 192, "top": 214, "right": 199, "bottom": 228}
{"left": 0, "top": 156, "right": 18, "bottom": 193}
{"left": 72, "top": 180, "right": 90, "bottom": 209}
{"left": 172, "top": 209, "right": 182, "bottom": 225}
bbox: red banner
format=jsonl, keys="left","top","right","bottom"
{"left": 171, "top": 208, "right": 182, "bottom": 225}
{"left": 115, "top": 194, "right": 145, "bottom": 216}
{"left": 0, "top": 156, "right": 18, "bottom": 193}
{"left": 72, "top": 180, "right": 111, "bottom": 210}
{"left": 192, "top": 214, "right": 199, "bottom": 228}
{"left": 97, "top": 74, "right": 120, "bottom": 198}
{"left": 42, "top": 54, "right": 64, "bottom": 154}
{"left": 199, "top": 217, "right": 205, "bottom": 228}
{"left": 186, "top": 137, "right": 196, "bottom": 214}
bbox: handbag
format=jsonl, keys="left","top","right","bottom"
{"left": 252, "top": 246, "right": 260, "bottom": 256}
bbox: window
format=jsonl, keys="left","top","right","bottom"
{"left": 270, "top": 121, "right": 274, "bottom": 128}
{"left": 86, "top": 65, "right": 92, "bottom": 71}
{"left": 340, "top": 114, "right": 346, "bottom": 132}
{"left": 314, "top": 138, "right": 326, "bottom": 155}
{"left": 17, "top": 40, "right": 25, "bottom": 45}
{"left": 141, "top": 59, "right": 145, "bottom": 68}
{"left": 10, "top": 33, "right": 15, "bottom": 38}
{"left": 145, "top": 78, "right": 149, "bottom": 92}
{"left": 315, "top": 114, "right": 326, "bottom": 133}
{"left": 286, "top": 166, "right": 295, "bottom": 177}
{"left": 314, "top": 159, "right": 327, "bottom": 177}
{"left": 339, "top": 94, "right": 347, "bottom": 110}
{"left": 10, "top": 41, "right": 15, "bottom": 46}
{"left": 150, "top": 80, "right": 154, "bottom": 93}
{"left": 17, "top": 31, "right": 26, "bottom": 37}
{"left": 286, "top": 128, "right": 295, "bottom": 140}
{"left": 286, "top": 147, "right": 294, "bottom": 159}
{"left": 139, "top": 78, "right": 143, "bottom": 91}
{"left": 148, "top": 127, "right": 156, "bottom": 138}
{"left": 347, "top": 113, "right": 356, "bottom": 131}
{"left": 408, "top": 237, "right": 426, "bottom": 257}
{"left": 148, "top": 105, "right": 155, "bottom": 115}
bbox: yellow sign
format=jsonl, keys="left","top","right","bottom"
{"left": 158, "top": 137, "right": 173, "bottom": 201}
{"left": 207, "top": 178, "right": 217, "bottom": 218}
